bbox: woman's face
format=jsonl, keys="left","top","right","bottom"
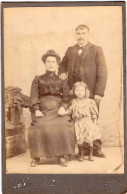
{"left": 75, "top": 85, "right": 85, "bottom": 98}
{"left": 45, "top": 56, "right": 58, "bottom": 72}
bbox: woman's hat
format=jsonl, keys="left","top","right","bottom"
{"left": 41, "top": 50, "right": 61, "bottom": 64}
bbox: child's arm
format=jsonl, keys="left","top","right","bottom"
{"left": 65, "top": 109, "right": 71, "bottom": 115}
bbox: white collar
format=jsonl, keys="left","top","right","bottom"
{"left": 78, "top": 42, "right": 88, "bottom": 47}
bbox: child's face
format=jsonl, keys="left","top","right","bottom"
{"left": 75, "top": 85, "right": 85, "bottom": 98}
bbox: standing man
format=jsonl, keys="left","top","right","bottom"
{"left": 59, "top": 24, "right": 107, "bottom": 158}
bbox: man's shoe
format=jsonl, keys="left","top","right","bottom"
{"left": 30, "top": 158, "right": 40, "bottom": 167}
{"left": 58, "top": 157, "right": 68, "bottom": 167}
{"left": 93, "top": 150, "right": 106, "bottom": 158}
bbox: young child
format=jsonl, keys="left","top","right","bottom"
{"left": 58, "top": 82, "right": 102, "bottom": 161}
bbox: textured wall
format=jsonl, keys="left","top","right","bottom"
{"left": 4, "top": 6, "right": 124, "bottom": 146}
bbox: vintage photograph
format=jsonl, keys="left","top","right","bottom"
{"left": 3, "top": 4, "right": 124, "bottom": 175}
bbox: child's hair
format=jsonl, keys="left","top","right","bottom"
{"left": 72, "top": 82, "right": 90, "bottom": 98}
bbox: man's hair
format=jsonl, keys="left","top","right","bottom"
{"left": 75, "top": 24, "right": 89, "bottom": 32}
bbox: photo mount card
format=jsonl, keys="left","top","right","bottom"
{"left": 1, "top": 1, "right": 127, "bottom": 194}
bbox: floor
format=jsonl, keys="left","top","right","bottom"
{"left": 6, "top": 147, "right": 124, "bottom": 174}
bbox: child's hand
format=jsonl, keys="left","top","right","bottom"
{"left": 58, "top": 107, "right": 66, "bottom": 116}
{"left": 35, "top": 110, "right": 44, "bottom": 117}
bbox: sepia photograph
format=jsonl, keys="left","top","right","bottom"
{"left": 2, "top": 1, "right": 127, "bottom": 193}
{"left": 3, "top": 3, "right": 125, "bottom": 176}
{"left": 2, "top": 0, "right": 126, "bottom": 183}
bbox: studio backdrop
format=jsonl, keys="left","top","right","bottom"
{"left": 4, "top": 6, "right": 124, "bottom": 147}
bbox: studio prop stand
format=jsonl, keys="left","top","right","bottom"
{"left": 5, "top": 87, "right": 30, "bottom": 158}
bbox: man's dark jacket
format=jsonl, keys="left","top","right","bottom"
{"left": 59, "top": 42, "right": 108, "bottom": 98}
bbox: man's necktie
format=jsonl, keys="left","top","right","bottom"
{"left": 78, "top": 46, "right": 83, "bottom": 55}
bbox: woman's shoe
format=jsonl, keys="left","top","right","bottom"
{"left": 89, "top": 146, "right": 94, "bottom": 161}
{"left": 30, "top": 158, "right": 40, "bottom": 167}
{"left": 58, "top": 157, "right": 68, "bottom": 167}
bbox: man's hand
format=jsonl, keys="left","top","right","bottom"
{"left": 59, "top": 73, "right": 67, "bottom": 80}
{"left": 58, "top": 107, "right": 66, "bottom": 116}
{"left": 35, "top": 110, "right": 44, "bottom": 117}
{"left": 93, "top": 119, "right": 98, "bottom": 125}
{"left": 94, "top": 95, "right": 102, "bottom": 103}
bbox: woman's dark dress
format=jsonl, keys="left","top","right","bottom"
{"left": 28, "top": 71, "right": 75, "bottom": 158}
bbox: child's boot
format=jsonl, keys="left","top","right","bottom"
{"left": 89, "top": 146, "right": 94, "bottom": 161}
{"left": 78, "top": 146, "right": 84, "bottom": 161}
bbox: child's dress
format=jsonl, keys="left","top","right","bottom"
{"left": 68, "top": 98, "right": 102, "bottom": 145}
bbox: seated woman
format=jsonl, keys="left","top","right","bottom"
{"left": 28, "top": 50, "right": 75, "bottom": 167}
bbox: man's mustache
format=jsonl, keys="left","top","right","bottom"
{"left": 77, "top": 38, "right": 84, "bottom": 41}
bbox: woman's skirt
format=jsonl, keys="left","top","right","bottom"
{"left": 28, "top": 96, "right": 75, "bottom": 158}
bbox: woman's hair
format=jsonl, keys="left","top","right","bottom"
{"left": 72, "top": 82, "right": 90, "bottom": 98}
{"left": 43, "top": 55, "right": 60, "bottom": 65}
{"left": 41, "top": 50, "right": 61, "bottom": 65}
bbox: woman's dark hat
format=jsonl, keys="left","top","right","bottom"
{"left": 41, "top": 50, "right": 61, "bottom": 64}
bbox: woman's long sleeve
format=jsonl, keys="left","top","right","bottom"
{"left": 29, "top": 76, "right": 40, "bottom": 113}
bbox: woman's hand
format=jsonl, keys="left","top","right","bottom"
{"left": 58, "top": 107, "right": 66, "bottom": 116}
{"left": 35, "top": 110, "right": 44, "bottom": 117}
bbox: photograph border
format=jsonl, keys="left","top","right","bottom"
{"left": 1, "top": 1, "right": 127, "bottom": 194}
